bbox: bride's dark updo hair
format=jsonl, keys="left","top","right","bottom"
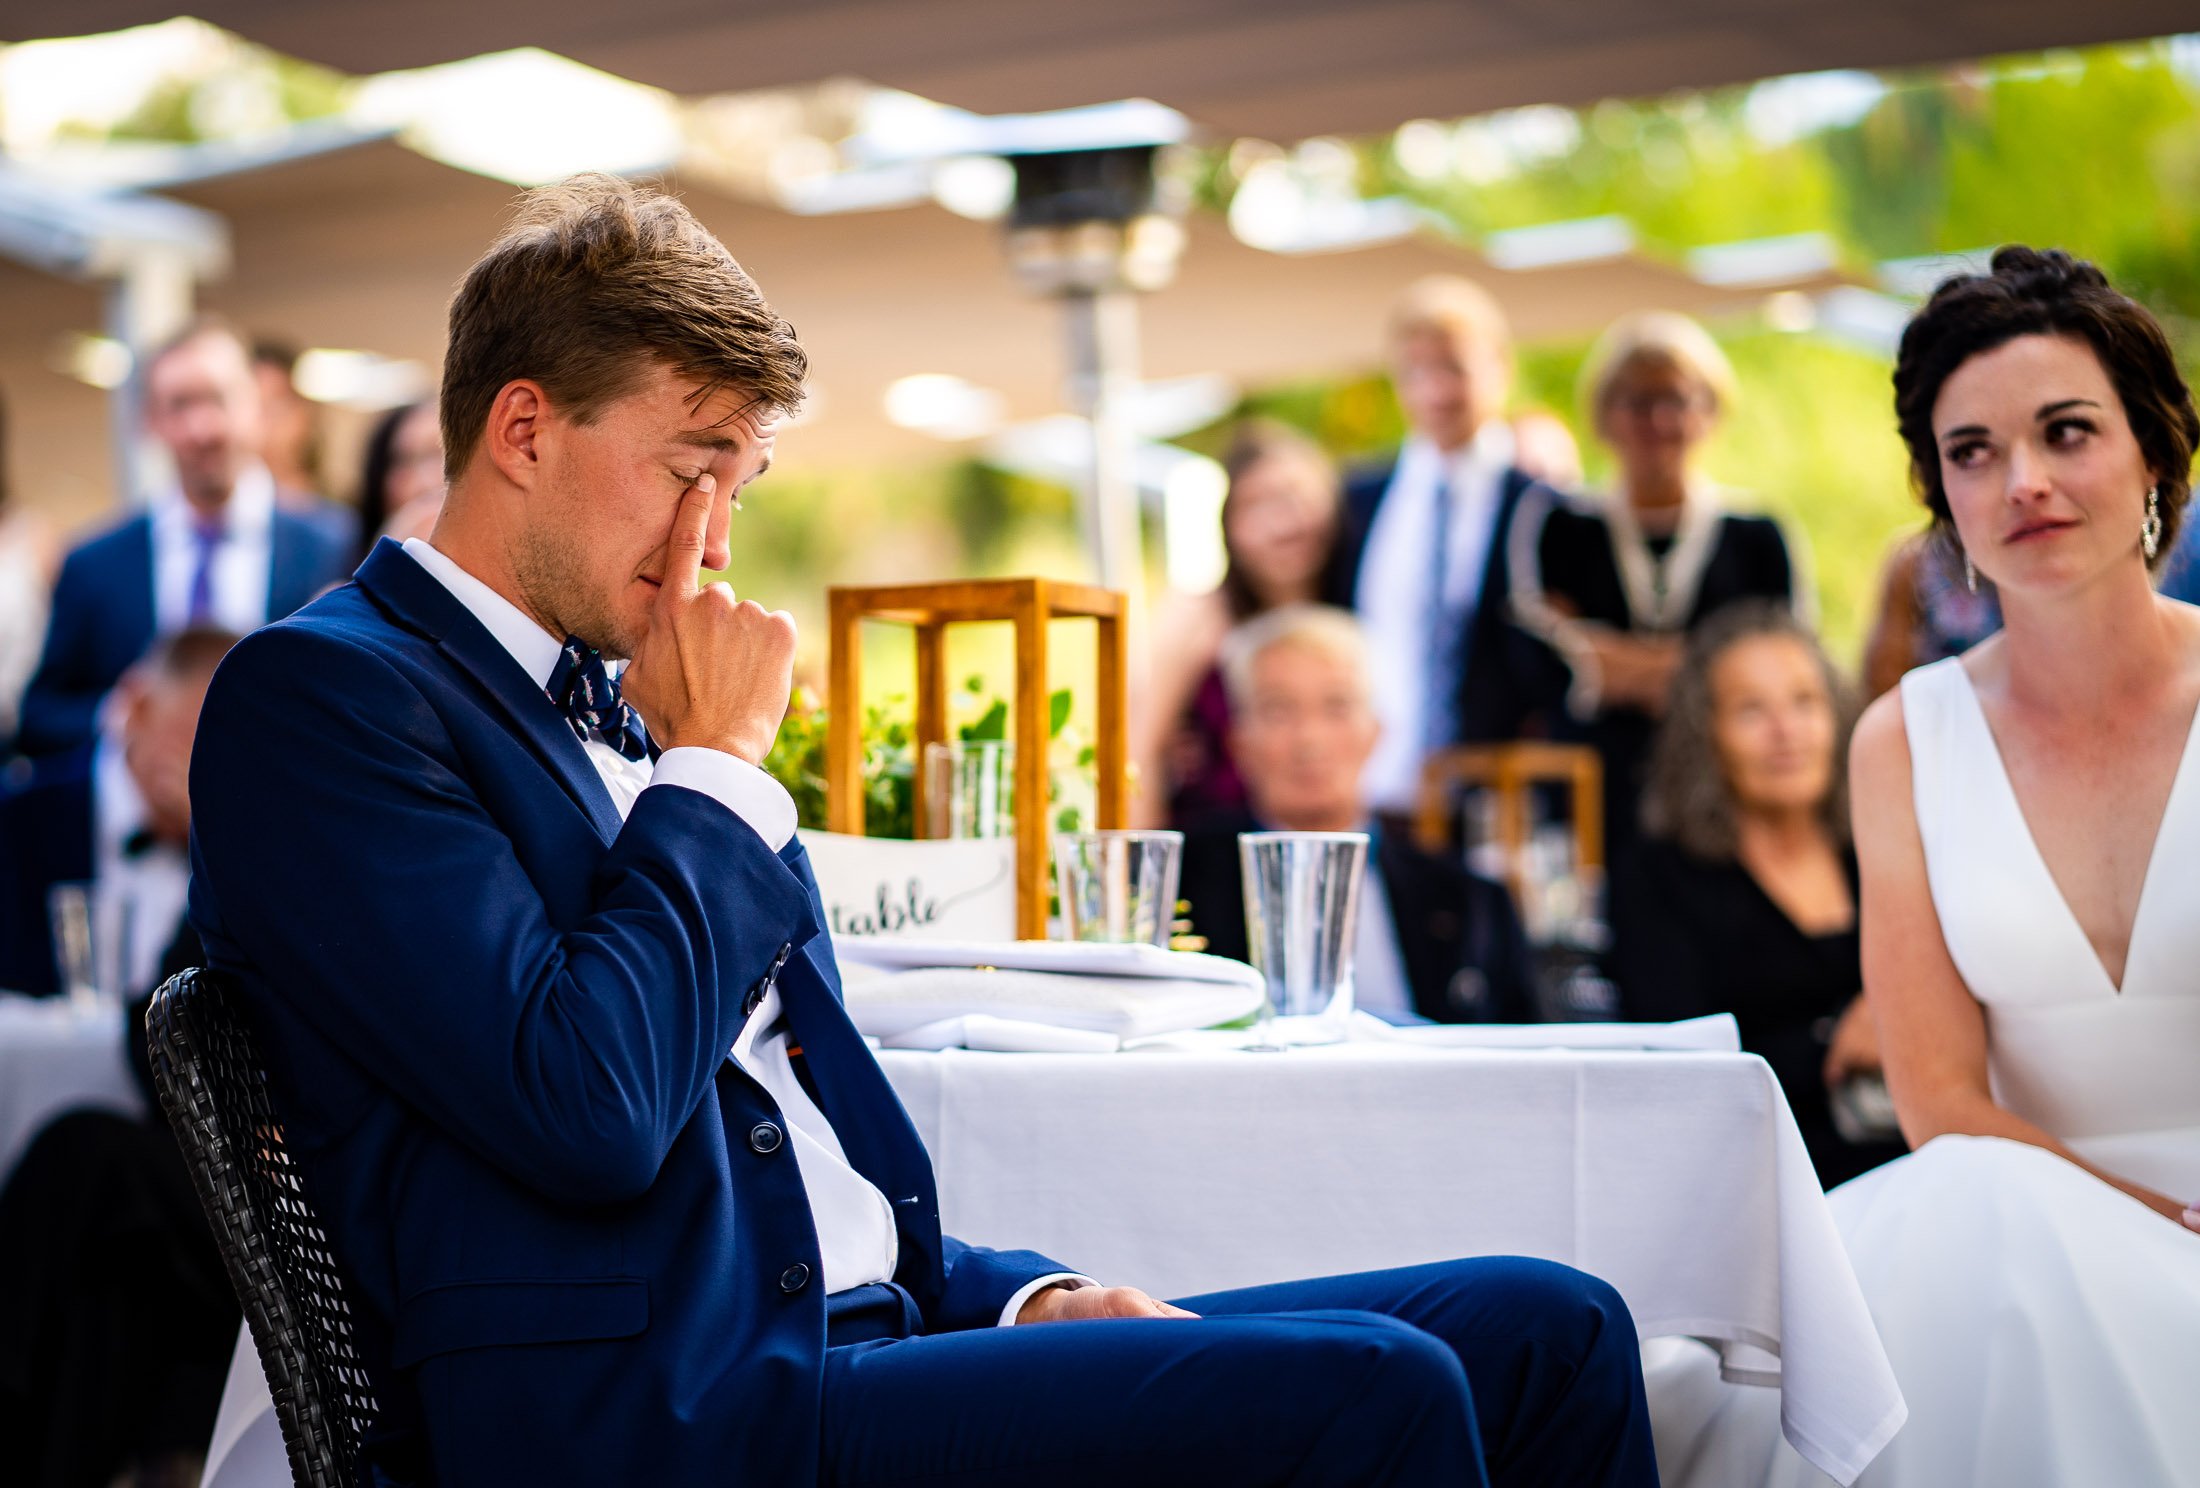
{"left": 1892, "top": 246, "right": 2199, "bottom": 569}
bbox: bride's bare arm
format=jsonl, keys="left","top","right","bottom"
{"left": 1851, "top": 690, "right": 2191, "bottom": 1225}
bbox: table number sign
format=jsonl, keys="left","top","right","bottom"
{"left": 797, "top": 829, "right": 1018, "bottom": 941}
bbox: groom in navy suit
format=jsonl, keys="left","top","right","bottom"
{"left": 186, "top": 176, "right": 1658, "bottom": 1486}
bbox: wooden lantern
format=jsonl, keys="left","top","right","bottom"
{"left": 826, "top": 578, "right": 1129, "bottom": 939}
{"left": 1413, "top": 742, "right": 1603, "bottom": 911}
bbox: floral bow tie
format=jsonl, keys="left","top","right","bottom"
{"left": 546, "top": 637, "right": 649, "bottom": 762}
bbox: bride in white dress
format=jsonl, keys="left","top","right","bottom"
{"left": 1653, "top": 247, "right": 2200, "bottom": 1488}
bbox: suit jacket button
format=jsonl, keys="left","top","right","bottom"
{"left": 779, "top": 1263, "right": 811, "bottom": 1294}
{"left": 748, "top": 1121, "right": 783, "bottom": 1154}
{"left": 742, "top": 983, "right": 766, "bottom": 1017}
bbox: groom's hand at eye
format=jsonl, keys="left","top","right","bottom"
{"left": 621, "top": 472, "right": 796, "bottom": 765}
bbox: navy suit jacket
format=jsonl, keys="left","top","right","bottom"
{"left": 14, "top": 504, "right": 350, "bottom": 757}
{"left": 0, "top": 745, "right": 96, "bottom": 995}
{"left": 1328, "top": 457, "right": 1568, "bottom": 745}
{"left": 187, "top": 541, "right": 1068, "bottom": 1485}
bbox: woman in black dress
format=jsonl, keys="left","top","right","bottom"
{"left": 1612, "top": 603, "right": 1905, "bottom": 1188}
{"left": 1509, "top": 311, "right": 1805, "bottom": 861}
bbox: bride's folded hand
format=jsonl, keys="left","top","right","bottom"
{"left": 1821, "top": 995, "right": 1882, "bottom": 1088}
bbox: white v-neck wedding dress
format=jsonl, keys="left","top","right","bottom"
{"left": 1909, "top": 654, "right": 2200, "bottom": 1194}
{"left": 1653, "top": 654, "right": 2200, "bottom": 1488}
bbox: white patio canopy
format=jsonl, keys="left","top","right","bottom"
{"left": 6, "top": 0, "right": 2193, "bottom": 140}
{"left": 0, "top": 134, "right": 1848, "bottom": 525}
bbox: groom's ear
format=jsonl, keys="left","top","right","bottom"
{"left": 481, "top": 379, "right": 547, "bottom": 491}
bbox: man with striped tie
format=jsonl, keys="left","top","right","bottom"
{"left": 13, "top": 318, "right": 349, "bottom": 757}
{"left": 1329, "top": 277, "right": 1568, "bottom": 819}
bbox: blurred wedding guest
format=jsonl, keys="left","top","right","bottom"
{"left": 0, "top": 626, "right": 235, "bottom": 997}
{"left": 251, "top": 337, "right": 327, "bottom": 502}
{"left": 1673, "top": 248, "right": 2200, "bottom": 1488}
{"left": 0, "top": 632, "right": 238, "bottom": 1488}
{"left": 1330, "top": 275, "right": 1567, "bottom": 816}
{"left": 2157, "top": 505, "right": 2200, "bottom": 605}
{"left": 0, "top": 912, "right": 235, "bottom": 1488}
{"left": 353, "top": 398, "right": 446, "bottom": 561}
{"left": 14, "top": 319, "right": 350, "bottom": 757}
{"left": 1859, "top": 529, "right": 2001, "bottom": 698}
{"left": 1612, "top": 604, "right": 1902, "bottom": 1187}
{"left": 1132, "top": 420, "right": 1342, "bottom": 826}
{"left": 0, "top": 391, "right": 60, "bottom": 743}
{"left": 1179, "top": 605, "right": 1536, "bottom": 1024}
{"left": 1510, "top": 310, "right": 1806, "bottom": 865}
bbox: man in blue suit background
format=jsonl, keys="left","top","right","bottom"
{"left": 14, "top": 320, "right": 349, "bottom": 758}
{"left": 1325, "top": 278, "right": 1570, "bottom": 818}
{"left": 187, "top": 176, "right": 1658, "bottom": 1486}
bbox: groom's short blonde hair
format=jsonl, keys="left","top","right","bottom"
{"left": 440, "top": 173, "right": 807, "bottom": 481}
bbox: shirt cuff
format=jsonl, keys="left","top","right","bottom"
{"left": 648, "top": 748, "right": 798, "bottom": 851}
{"left": 1547, "top": 622, "right": 1605, "bottom": 721}
{"left": 999, "top": 1273, "right": 1098, "bottom": 1328}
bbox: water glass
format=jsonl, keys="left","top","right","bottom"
{"left": 47, "top": 882, "right": 100, "bottom": 1010}
{"left": 924, "top": 740, "right": 1015, "bottom": 839}
{"left": 1052, "top": 830, "right": 1183, "bottom": 946}
{"left": 1239, "top": 831, "right": 1367, "bottom": 1046}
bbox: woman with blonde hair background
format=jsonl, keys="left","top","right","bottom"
{"left": 1510, "top": 310, "right": 1808, "bottom": 868}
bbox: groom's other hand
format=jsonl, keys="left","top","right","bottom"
{"left": 623, "top": 468, "right": 797, "bottom": 765}
{"left": 1016, "top": 1284, "right": 1202, "bottom": 1325}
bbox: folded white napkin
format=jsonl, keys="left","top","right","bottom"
{"left": 878, "top": 1015, "right": 1124, "bottom": 1054}
{"left": 843, "top": 965, "right": 1265, "bottom": 1043}
{"left": 834, "top": 935, "right": 1267, "bottom": 991}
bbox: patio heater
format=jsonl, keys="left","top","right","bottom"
{"left": 991, "top": 104, "right": 1190, "bottom": 595}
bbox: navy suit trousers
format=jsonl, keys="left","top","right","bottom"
{"left": 818, "top": 1257, "right": 1658, "bottom": 1487}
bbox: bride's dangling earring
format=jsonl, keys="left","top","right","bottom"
{"left": 2142, "top": 485, "right": 2163, "bottom": 562}
{"left": 1964, "top": 550, "right": 1978, "bottom": 593}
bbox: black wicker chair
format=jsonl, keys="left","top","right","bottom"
{"left": 145, "top": 968, "right": 381, "bottom": 1488}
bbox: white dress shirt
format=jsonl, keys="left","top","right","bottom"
{"left": 0, "top": 529, "right": 46, "bottom": 741}
{"left": 1355, "top": 423, "right": 1517, "bottom": 811}
{"left": 1349, "top": 862, "right": 1415, "bottom": 1023}
{"left": 401, "top": 540, "right": 1079, "bottom": 1321}
{"left": 90, "top": 733, "right": 191, "bottom": 1000}
{"left": 151, "top": 464, "right": 276, "bottom": 635}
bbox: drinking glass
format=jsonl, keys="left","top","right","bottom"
{"left": 47, "top": 882, "right": 100, "bottom": 1010}
{"left": 1052, "top": 830, "right": 1183, "bottom": 946}
{"left": 1239, "top": 831, "right": 1367, "bottom": 1046}
{"left": 924, "top": 740, "right": 1015, "bottom": 839}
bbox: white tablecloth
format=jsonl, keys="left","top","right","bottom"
{"left": 12, "top": 1011, "right": 1892, "bottom": 1484}
{"left": 0, "top": 993, "right": 144, "bottom": 1182}
{"left": 880, "top": 1040, "right": 1902, "bottom": 1483}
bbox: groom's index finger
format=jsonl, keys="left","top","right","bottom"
{"left": 664, "top": 472, "right": 716, "bottom": 601}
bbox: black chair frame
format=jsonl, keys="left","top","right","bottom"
{"left": 145, "top": 967, "right": 381, "bottom": 1488}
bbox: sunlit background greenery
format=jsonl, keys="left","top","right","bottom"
{"left": 725, "top": 38, "right": 2200, "bottom": 699}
